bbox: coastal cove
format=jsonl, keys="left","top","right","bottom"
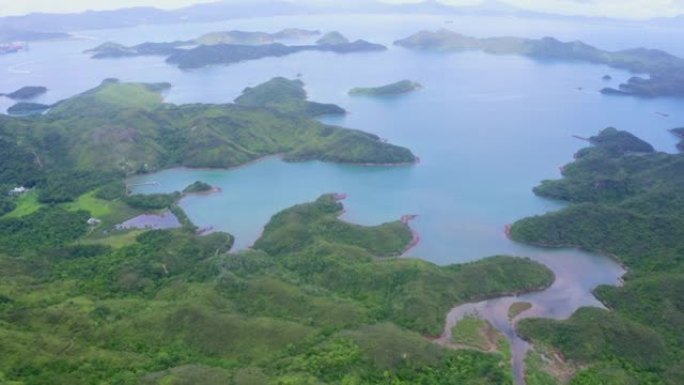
{"left": 4, "top": 12, "right": 684, "bottom": 385}
{"left": 128, "top": 154, "right": 626, "bottom": 385}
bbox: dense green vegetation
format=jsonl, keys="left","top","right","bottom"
{"left": 509, "top": 128, "right": 684, "bottom": 384}
{"left": 451, "top": 316, "right": 504, "bottom": 352}
{"left": 195, "top": 28, "right": 320, "bottom": 46}
{"left": 395, "top": 29, "right": 684, "bottom": 98}
{"left": 0, "top": 70, "right": 562, "bottom": 384}
{"left": 0, "top": 206, "right": 89, "bottom": 253}
{"left": 183, "top": 181, "right": 213, "bottom": 193}
{"left": 123, "top": 192, "right": 181, "bottom": 211}
{"left": 87, "top": 30, "right": 386, "bottom": 69}
{"left": 349, "top": 80, "right": 423, "bottom": 97}
{"left": 0, "top": 138, "right": 43, "bottom": 187}
{"left": 0, "top": 191, "right": 554, "bottom": 384}
{"left": 0, "top": 78, "right": 415, "bottom": 192}
{"left": 87, "top": 29, "right": 321, "bottom": 59}
{"left": 508, "top": 302, "right": 532, "bottom": 320}
{"left": 235, "top": 77, "right": 346, "bottom": 117}
{"left": 37, "top": 170, "right": 121, "bottom": 204}
{"left": 166, "top": 40, "right": 387, "bottom": 69}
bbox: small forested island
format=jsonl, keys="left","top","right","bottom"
{"left": 183, "top": 181, "right": 213, "bottom": 194}
{"left": 86, "top": 29, "right": 386, "bottom": 69}
{"left": 507, "top": 126, "right": 684, "bottom": 383}
{"left": 85, "top": 29, "right": 321, "bottom": 59}
{"left": 236, "top": 77, "right": 346, "bottom": 117}
{"left": 195, "top": 28, "right": 320, "bottom": 45}
{"left": 349, "top": 80, "right": 423, "bottom": 96}
{"left": 395, "top": 29, "right": 684, "bottom": 98}
{"left": 6, "top": 101, "right": 50, "bottom": 115}
{"left": 587, "top": 126, "right": 655, "bottom": 155}
{"left": 1, "top": 85, "right": 47, "bottom": 100}
{"left": 316, "top": 31, "right": 350, "bottom": 45}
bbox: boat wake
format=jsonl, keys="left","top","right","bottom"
{"left": 7, "top": 62, "right": 34, "bottom": 74}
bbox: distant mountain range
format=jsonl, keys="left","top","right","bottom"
{"left": 2, "top": 0, "right": 682, "bottom": 44}
{"left": 0, "top": 0, "right": 643, "bottom": 43}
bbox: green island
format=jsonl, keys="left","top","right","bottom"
{"left": 505, "top": 126, "right": 684, "bottom": 384}
{"left": 183, "top": 181, "right": 213, "bottom": 194}
{"left": 86, "top": 30, "right": 387, "bottom": 69}
{"left": 0, "top": 77, "right": 414, "bottom": 180}
{"left": 1, "top": 86, "right": 47, "bottom": 100}
{"left": 195, "top": 28, "right": 320, "bottom": 46}
{"left": 85, "top": 29, "right": 322, "bottom": 60}
{"left": 316, "top": 31, "right": 350, "bottom": 45}
{"left": 395, "top": 29, "right": 684, "bottom": 98}
{"left": 235, "top": 77, "right": 346, "bottom": 117}
{"left": 349, "top": 80, "right": 423, "bottom": 97}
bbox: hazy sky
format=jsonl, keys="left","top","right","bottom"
{"left": 0, "top": 0, "right": 682, "bottom": 19}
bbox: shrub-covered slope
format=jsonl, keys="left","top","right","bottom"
{"left": 510, "top": 128, "right": 684, "bottom": 384}
{"left": 0, "top": 193, "right": 554, "bottom": 385}
{"left": 0, "top": 78, "right": 415, "bottom": 201}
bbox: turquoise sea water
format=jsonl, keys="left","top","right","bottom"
{"left": 104, "top": 15, "right": 684, "bottom": 263}
{"left": 3, "top": 15, "right": 683, "bottom": 381}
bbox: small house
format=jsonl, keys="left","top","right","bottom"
{"left": 8, "top": 186, "right": 28, "bottom": 196}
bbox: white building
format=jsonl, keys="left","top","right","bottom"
{"left": 9, "top": 186, "right": 28, "bottom": 195}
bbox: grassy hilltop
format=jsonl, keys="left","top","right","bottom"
{"left": 0, "top": 77, "right": 415, "bottom": 205}
{"left": 396, "top": 29, "right": 684, "bottom": 98}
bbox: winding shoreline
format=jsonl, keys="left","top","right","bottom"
{"left": 128, "top": 152, "right": 419, "bottom": 182}
{"left": 400, "top": 214, "right": 421, "bottom": 255}
{"left": 432, "top": 225, "right": 627, "bottom": 385}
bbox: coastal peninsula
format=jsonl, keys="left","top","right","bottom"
{"left": 508, "top": 127, "right": 684, "bottom": 384}
{"left": 395, "top": 29, "right": 684, "bottom": 98}
{"left": 86, "top": 29, "right": 387, "bottom": 69}
{"left": 349, "top": 80, "right": 422, "bottom": 96}
{"left": 1, "top": 85, "right": 47, "bottom": 100}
